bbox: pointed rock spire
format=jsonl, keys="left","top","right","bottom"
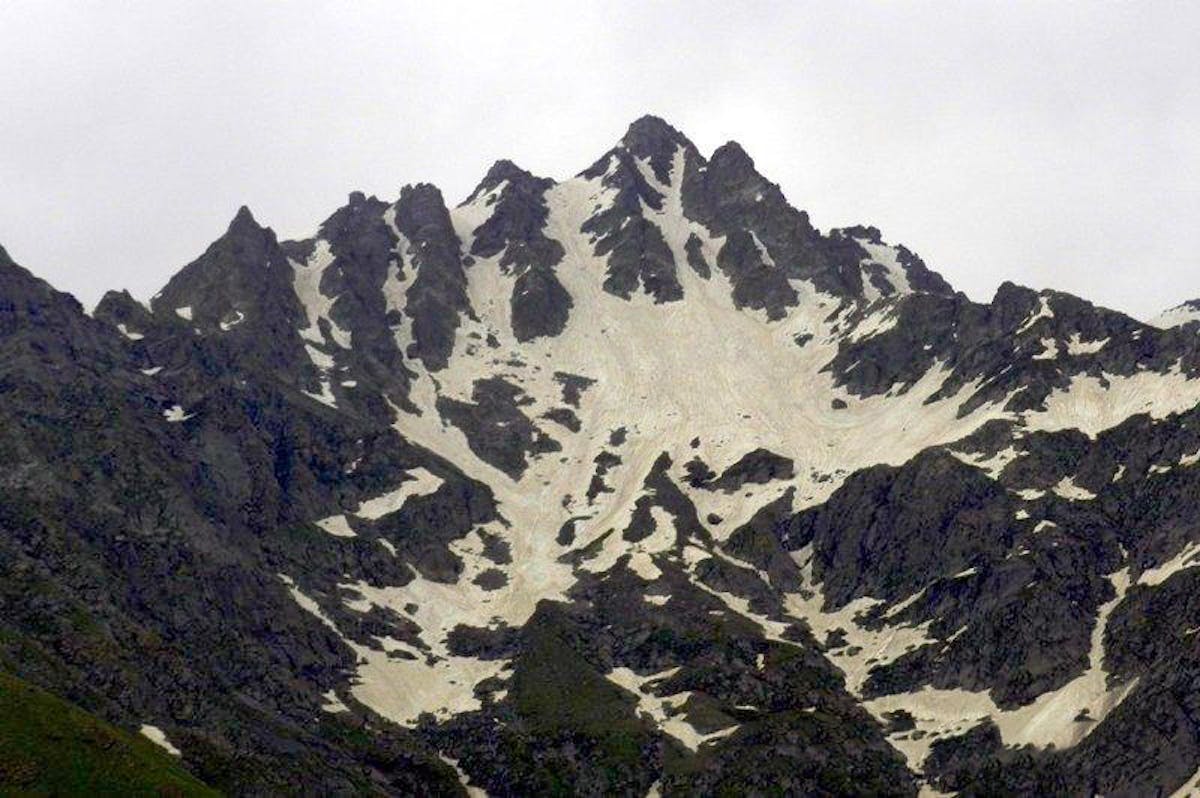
{"left": 395, "top": 183, "right": 473, "bottom": 371}
{"left": 466, "top": 159, "right": 550, "bottom": 205}
{"left": 149, "top": 203, "right": 302, "bottom": 336}
{"left": 620, "top": 115, "right": 694, "bottom": 154}
{"left": 619, "top": 115, "right": 697, "bottom": 184}
{"left": 229, "top": 204, "right": 259, "bottom": 230}
{"left": 483, "top": 158, "right": 534, "bottom": 186}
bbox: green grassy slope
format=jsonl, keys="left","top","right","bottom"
{"left": 0, "top": 670, "right": 218, "bottom": 796}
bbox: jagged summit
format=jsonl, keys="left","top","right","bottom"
{"left": 229, "top": 204, "right": 259, "bottom": 229}
{"left": 620, "top": 114, "right": 698, "bottom": 172}
{"left": 709, "top": 139, "right": 754, "bottom": 167}
{"left": 465, "top": 158, "right": 551, "bottom": 205}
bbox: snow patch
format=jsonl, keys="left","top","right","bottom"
{"left": 291, "top": 240, "right": 351, "bottom": 348}
{"left": 1150, "top": 303, "right": 1200, "bottom": 330}
{"left": 855, "top": 240, "right": 912, "bottom": 303}
{"left": 302, "top": 380, "right": 338, "bottom": 409}
{"left": 316, "top": 515, "right": 356, "bottom": 538}
{"left": 607, "top": 666, "right": 737, "bottom": 751}
{"left": 1032, "top": 337, "right": 1059, "bottom": 361}
{"left": 1016, "top": 297, "right": 1053, "bottom": 335}
{"left": 1066, "top": 333, "right": 1108, "bottom": 355}
{"left": 219, "top": 309, "right": 245, "bottom": 331}
{"left": 1053, "top": 476, "right": 1096, "bottom": 501}
{"left": 162, "top": 405, "right": 194, "bottom": 423}
{"left": 786, "top": 546, "right": 934, "bottom": 696}
{"left": 1024, "top": 364, "right": 1200, "bottom": 438}
{"left": 314, "top": 470, "right": 442, "bottom": 538}
{"left": 357, "top": 469, "right": 443, "bottom": 519}
{"left": 1139, "top": 541, "right": 1200, "bottom": 586}
{"left": 139, "top": 724, "right": 181, "bottom": 756}
{"left": 864, "top": 568, "right": 1135, "bottom": 768}
{"left": 321, "top": 690, "right": 349, "bottom": 713}
{"left": 439, "top": 754, "right": 488, "bottom": 797}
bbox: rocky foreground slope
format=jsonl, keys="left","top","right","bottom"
{"left": 3, "top": 116, "right": 1200, "bottom": 795}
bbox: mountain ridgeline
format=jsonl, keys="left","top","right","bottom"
{"left": 3, "top": 116, "right": 1200, "bottom": 795}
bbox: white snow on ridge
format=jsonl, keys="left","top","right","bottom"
{"left": 440, "top": 754, "right": 488, "bottom": 798}
{"left": 787, "top": 546, "right": 936, "bottom": 696}
{"left": 286, "top": 244, "right": 349, "bottom": 394}
{"left": 951, "top": 445, "right": 1021, "bottom": 480}
{"left": 748, "top": 231, "right": 777, "bottom": 269}
{"left": 322, "top": 690, "right": 349, "bottom": 713}
{"left": 378, "top": 219, "right": 419, "bottom": 352}
{"left": 304, "top": 343, "right": 335, "bottom": 370}
{"left": 116, "top": 323, "right": 144, "bottom": 341}
{"left": 1150, "top": 302, "right": 1200, "bottom": 330}
{"left": 280, "top": 574, "right": 507, "bottom": 726}
{"left": 451, "top": 181, "right": 508, "bottom": 254}
{"left": 844, "top": 303, "right": 902, "bottom": 343}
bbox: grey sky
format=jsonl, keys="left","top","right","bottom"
{"left": 1, "top": 1, "right": 1197, "bottom": 319}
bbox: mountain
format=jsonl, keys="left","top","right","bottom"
{"left": 4, "top": 115, "right": 1200, "bottom": 795}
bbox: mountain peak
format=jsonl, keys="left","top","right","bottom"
{"left": 227, "top": 204, "right": 264, "bottom": 235}
{"left": 11, "top": 116, "right": 1200, "bottom": 797}
{"left": 484, "top": 159, "right": 533, "bottom": 184}
{"left": 710, "top": 140, "right": 754, "bottom": 170}
{"left": 614, "top": 115, "right": 698, "bottom": 184}
{"left": 621, "top": 115, "right": 691, "bottom": 150}
{"left": 619, "top": 113, "right": 696, "bottom": 156}
{"left": 466, "top": 159, "right": 550, "bottom": 204}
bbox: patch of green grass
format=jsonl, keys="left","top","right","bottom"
{"left": 506, "top": 608, "right": 656, "bottom": 792}
{"left": 0, "top": 670, "right": 218, "bottom": 796}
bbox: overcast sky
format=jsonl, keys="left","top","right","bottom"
{"left": 1, "top": 2, "right": 1197, "bottom": 319}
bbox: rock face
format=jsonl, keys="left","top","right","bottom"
{"left": 466, "top": 160, "right": 572, "bottom": 342}
{"left": 4, "top": 116, "right": 1200, "bottom": 796}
